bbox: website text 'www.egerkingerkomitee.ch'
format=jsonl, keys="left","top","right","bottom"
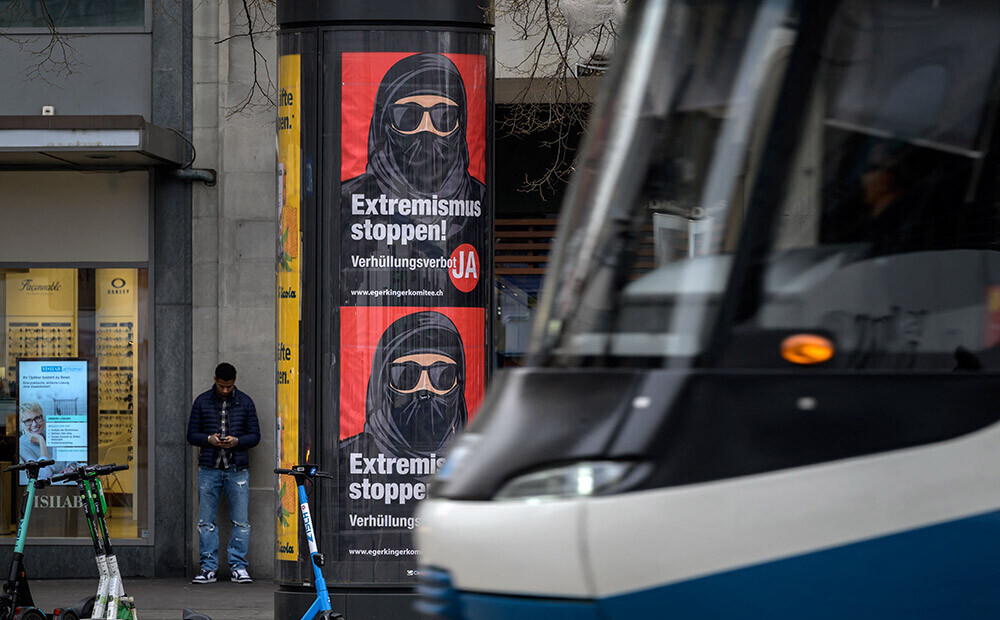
{"left": 349, "top": 289, "right": 444, "bottom": 298}
{"left": 347, "top": 548, "right": 421, "bottom": 557}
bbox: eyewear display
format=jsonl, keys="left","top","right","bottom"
{"left": 99, "top": 366, "right": 136, "bottom": 411}
{"left": 7, "top": 324, "right": 76, "bottom": 360}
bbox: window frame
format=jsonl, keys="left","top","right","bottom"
{"left": 0, "top": 0, "right": 151, "bottom": 35}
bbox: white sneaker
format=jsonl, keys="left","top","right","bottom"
{"left": 231, "top": 568, "right": 253, "bottom": 583}
{"left": 192, "top": 569, "right": 216, "bottom": 584}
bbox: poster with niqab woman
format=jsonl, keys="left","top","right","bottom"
{"left": 334, "top": 49, "right": 488, "bottom": 583}
{"left": 340, "top": 51, "right": 488, "bottom": 302}
{"left": 336, "top": 306, "right": 484, "bottom": 582}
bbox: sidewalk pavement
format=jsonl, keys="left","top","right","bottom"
{"left": 29, "top": 577, "right": 274, "bottom": 620}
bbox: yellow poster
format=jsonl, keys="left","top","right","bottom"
{"left": 276, "top": 53, "right": 302, "bottom": 561}
{"left": 95, "top": 269, "right": 138, "bottom": 497}
{"left": 5, "top": 269, "right": 78, "bottom": 385}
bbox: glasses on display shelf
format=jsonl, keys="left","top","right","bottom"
{"left": 100, "top": 377, "right": 134, "bottom": 389}
{"left": 99, "top": 369, "right": 136, "bottom": 403}
{"left": 97, "top": 345, "right": 134, "bottom": 358}
{"left": 99, "top": 387, "right": 134, "bottom": 401}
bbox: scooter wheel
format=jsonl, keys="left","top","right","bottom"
{"left": 54, "top": 608, "right": 80, "bottom": 620}
{"left": 12, "top": 608, "right": 45, "bottom": 620}
{"left": 71, "top": 597, "right": 94, "bottom": 620}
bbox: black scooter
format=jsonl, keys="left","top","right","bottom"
{"left": 1, "top": 460, "right": 86, "bottom": 620}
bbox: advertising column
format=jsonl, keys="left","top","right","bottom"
{"left": 276, "top": 2, "right": 492, "bottom": 617}
{"left": 333, "top": 42, "right": 491, "bottom": 584}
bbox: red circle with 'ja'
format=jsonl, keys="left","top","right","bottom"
{"left": 449, "top": 244, "right": 480, "bottom": 293}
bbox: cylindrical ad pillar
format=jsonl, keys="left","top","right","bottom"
{"left": 276, "top": 1, "right": 493, "bottom": 616}
{"left": 329, "top": 16, "right": 494, "bottom": 586}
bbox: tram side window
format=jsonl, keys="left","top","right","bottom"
{"left": 742, "top": 0, "right": 1000, "bottom": 371}
{"left": 756, "top": 142, "right": 1000, "bottom": 370}
{"left": 818, "top": 133, "right": 986, "bottom": 256}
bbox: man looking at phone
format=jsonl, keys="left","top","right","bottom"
{"left": 187, "top": 362, "right": 260, "bottom": 584}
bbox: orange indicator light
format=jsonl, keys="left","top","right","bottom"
{"left": 781, "top": 334, "right": 834, "bottom": 365}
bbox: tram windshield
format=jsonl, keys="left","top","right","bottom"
{"left": 532, "top": 0, "right": 1000, "bottom": 370}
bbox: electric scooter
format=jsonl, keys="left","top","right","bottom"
{"left": 273, "top": 466, "right": 343, "bottom": 620}
{"left": 1, "top": 460, "right": 81, "bottom": 620}
{"left": 182, "top": 466, "right": 344, "bottom": 620}
{"left": 51, "top": 464, "right": 135, "bottom": 620}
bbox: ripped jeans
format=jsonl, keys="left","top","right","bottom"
{"left": 197, "top": 466, "right": 250, "bottom": 571}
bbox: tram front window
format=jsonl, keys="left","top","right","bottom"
{"left": 531, "top": 0, "right": 795, "bottom": 365}
{"left": 532, "top": 0, "right": 1000, "bottom": 371}
{"left": 737, "top": 0, "right": 1000, "bottom": 371}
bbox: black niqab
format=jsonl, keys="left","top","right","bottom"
{"left": 364, "top": 53, "right": 478, "bottom": 199}
{"left": 364, "top": 311, "right": 467, "bottom": 459}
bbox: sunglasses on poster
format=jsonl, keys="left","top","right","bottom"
{"left": 389, "top": 102, "right": 460, "bottom": 134}
{"left": 388, "top": 361, "right": 458, "bottom": 393}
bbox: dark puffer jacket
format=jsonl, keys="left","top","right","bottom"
{"left": 187, "top": 386, "right": 260, "bottom": 468}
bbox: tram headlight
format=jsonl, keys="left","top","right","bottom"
{"left": 494, "top": 461, "right": 639, "bottom": 502}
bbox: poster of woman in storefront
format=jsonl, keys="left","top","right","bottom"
{"left": 17, "top": 401, "right": 81, "bottom": 484}
{"left": 16, "top": 360, "right": 89, "bottom": 484}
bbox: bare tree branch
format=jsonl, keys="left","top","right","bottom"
{"left": 3, "top": 0, "right": 616, "bottom": 199}
{"left": 215, "top": 29, "right": 271, "bottom": 45}
{"left": 1, "top": 0, "right": 276, "bottom": 113}
{"left": 1, "top": 0, "right": 82, "bottom": 84}
{"left": 222, "top": 0, "right": 276, "bottom": 116}
{"left": 497, "top": 0, "right": 620, "bottom": 199}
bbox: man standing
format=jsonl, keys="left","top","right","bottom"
{"left": 187, "top": 363, "right": 260, "bottom": 584}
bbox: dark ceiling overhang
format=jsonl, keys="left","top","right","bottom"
{"left": 0, "top": 115, "right": 188, "bottom": 170}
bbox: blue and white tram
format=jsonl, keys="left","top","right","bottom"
{"left": 417, "top": 0, "right": 1000, "bottom": 617}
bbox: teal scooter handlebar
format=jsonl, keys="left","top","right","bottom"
{"left": 3, "top": 459, "right": 55, "bottom": 473}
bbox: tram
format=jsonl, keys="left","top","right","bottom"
{"left": 417, "top": 0, "right": 1000, "bottom": 617}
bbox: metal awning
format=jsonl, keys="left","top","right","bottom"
{"left": 0, "top": 115, "right": 188, "bottom": 169}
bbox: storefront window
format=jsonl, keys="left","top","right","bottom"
{"left": 0, "top": 0, "right": 145, "bottom": 29}
{"left": 0, "top": 267, "right": 148, "bottom": 541}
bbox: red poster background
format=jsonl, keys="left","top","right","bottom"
{"left": 341, "top": 52, "right": 487, "bottom": 184}
{"left": 339, "top": 306, "right": 486, "bottom": 440}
